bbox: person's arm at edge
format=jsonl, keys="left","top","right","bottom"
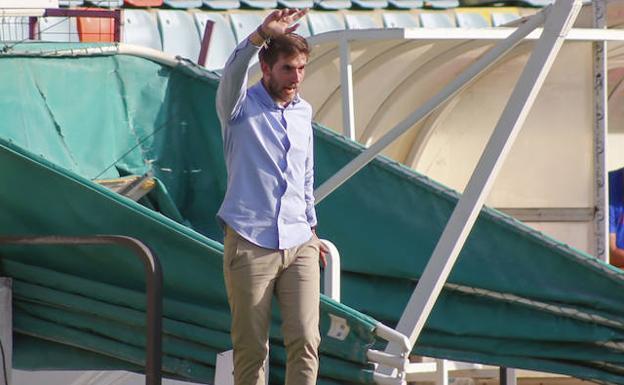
{"left": 609, "top": 233, "right": 624, "bottom": 268}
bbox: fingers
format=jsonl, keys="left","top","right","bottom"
{"left": 319, "top": 242, "right": 329, "bottom": 269}
{"left": 285, "top": 23, "right": 299, "bottom": 34}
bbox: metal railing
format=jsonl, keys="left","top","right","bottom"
{"left": 0, "top": 235, "right": 162, "bottom": 385}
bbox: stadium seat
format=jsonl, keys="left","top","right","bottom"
{"left": 455, "top": 12, "right": 489, "bottom": 28}
{"left": 122, "top": 9, "right": 162, "bottom": 50}
{"left": 194, "top": 12, "right": 237, "bottom": 70}
{"left": 387, "top": 0, "right": 423, "bottom": 9}
{"left": 382, "top": 12, "right": 419, "bottom": 28}
{"left": 85, "top": 0, "right": 124, "bottom": 7}
{"left": 239, "top": 0, "right": 277, "bottom": 8}
{"left": 307, "top": 12, "right": 345, "bottom": 34}
{"left": 124, "top": 0, "right": 164, "bottom": 6}
{"left": 344, "top": 14, "right": 379, "bottom": 29}
{"left": 0, "top": 17, "right": 29, "bottom": 42}
{"left": 229, "top": 13, "right": 264, "bottom": 43}
{"left": 350, "top": 0, "right": 388, "bottom": 9}
{"left": 419, "top": 12, "right": 454, "bottom": 27}
{"left": 163, "top": 0, "right": 203, "bottom": 6}
{"left": 39, "top": 16, "right": 79, "bottom": 42}
{"left": 314, "top": 0, "right": 352, "bottom": 10}
{"left": 458, "top": 0, "right": 506, "bottom": 4}
{"left": 424, "top": 0, "right": 459, "bottom": 8}
{"left": 59, "top": 0, "right": 85, "bottom": 5}
{"left": 491, "top": 12, "right": 520, "bottom": 26}
{"left": 157, "top": 10, "right": 201, "bottom": 60}
{"left": 202, "top": 0, "right": 241, "bottom": 9}
{"left": 293, "top": 16, "right": 311, "bottom": 37}
{"left": 77, "top": 11, "right": 115, "bottom": 42}
{"left": 521, "top": 0, "right": 553, "bottom": 5}
{"left": 277, "top": 0, "right": 314, "bottom": 9}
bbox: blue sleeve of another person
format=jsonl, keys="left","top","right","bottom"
{"left": 609, "top": 168, "right": 624, "bottom": 248}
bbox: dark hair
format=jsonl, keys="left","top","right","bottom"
{"left": 259, "top": 33, "right": 310, "bottom": 68}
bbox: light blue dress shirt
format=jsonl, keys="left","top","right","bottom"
{"left": 216, "top": 37, "right": 317, "bottom": 250}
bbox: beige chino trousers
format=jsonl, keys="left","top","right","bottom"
{"left": 223, "top": 226, "right": 321, "bottom": 385}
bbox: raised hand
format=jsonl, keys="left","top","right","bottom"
{"left": 260, "top": 8, "right": 308, "bottom": 38}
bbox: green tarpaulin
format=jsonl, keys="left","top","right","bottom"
{"left": 1, "top": 43, "right": 623, "bottom": 385}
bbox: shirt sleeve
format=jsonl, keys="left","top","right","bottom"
{"left": 216, "top": 38, "right": 261, "bottom": 126}
{"left": 305, "top": 128, "right": 318, "bottom": 228}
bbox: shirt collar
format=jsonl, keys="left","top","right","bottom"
{"left": 252, "top": 81, "right": 301, "bottom": 110}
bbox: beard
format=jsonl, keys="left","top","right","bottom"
{"left": 265, "top": 77, "right": 297, "bottom": 105}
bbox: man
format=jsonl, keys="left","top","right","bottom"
{"left": 609, "top": 167, "right": 624, "bottom": 268}
{"left": 216, "top": 9, "right": 328, "bottom": 385}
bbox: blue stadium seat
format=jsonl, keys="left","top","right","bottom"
{"left": 194, "top": 12, "right": 237, "bottom": 70}
{"left": 419, "top": 12, "right": 454, "bottom": 27}
{"left": 521, "top": 0, "right": 553, "bottom": 5}
{"left": 344, "top": 14, "right": 379, "bottom": 29}
{"left": 122, "top": 9, "right": 162, "bottom": 50}
{"left": 202, "top": 0, "right": 241, "bottom": 9}
{"left": 491, "top": 12, "right": 520, "bottom": 26}
{"left": 39, "top": 16, "right": 79, "bottom": 42}
{"left": 85, "top": 0, "right": 124, "bottom": 7}
{"left": 293, "top": 16, "right": 311, "bottom": 37}
{"left": 0, "top": 17, "right": 29, "bottom": 42}
{"left": 240, "top": 0, "right": 277, "bottom": 8}
{"left": 307, "top": 12, "right": 345, "bottom": 34}
{"left": 229, "top": 13, "right": 265, "bottom": 43}
{"left": 314, "top": 0, "right": 352, "bottom": 10}
{"left": 382, "top": 12, "right": 419, "bottom": 28}
{"left": 163, "top": 0, "right": 203, "bottom": 7}
{"left": 424, "top": 0, "right": 459, "bottom": 8}
{"left": 157, "top": 10, "right": 201, "bottom": 60}
{"left": 387, "top": 0, "right": 423, "bottom": 8}
{"left": 278, "top": 0, "right": 314, "bottom": 8}
{"left": 59, "top": 0, "right": 85, "bottom": 5}
{"left": 351, "top": 0, "right": 388, "bottom": 9}
{"left": 456, "top": 13, "right": 488, "bottom": 28}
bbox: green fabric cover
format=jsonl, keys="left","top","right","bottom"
{"left": 1, "top": 43, "right": 624, "bottom": 385}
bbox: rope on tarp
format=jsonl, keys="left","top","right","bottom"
{"left": 445, "top": 282, "right": 624, "bottom": 330}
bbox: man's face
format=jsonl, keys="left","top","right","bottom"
{"left": 261, "top": 52, "right": 307, "bottom": 106}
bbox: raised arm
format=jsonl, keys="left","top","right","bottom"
{"left": 216, "top": 9, "right": 308, "bottom": 124}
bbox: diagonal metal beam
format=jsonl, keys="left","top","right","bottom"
{"left": 380, "top": 0, "right": 583, "bottom": 368}
{"left": 314, "top": 7, "right": 549, "bottom": 204}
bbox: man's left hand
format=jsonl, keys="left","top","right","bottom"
{"left": 312, "top": 228, "right": 329, "bottom": 268}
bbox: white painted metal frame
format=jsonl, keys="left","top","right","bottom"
{"left": 321, "top": 239, "right": 341, "bottom": 301}
{"left": 314, "top": 11, "right": 549, "bottom": 203}
{"left": 593, "top": 0, "right": 609, "bottom": 263}
{"left": 379, "top": 0, "right": 583, "bottom": 366}
{"left": 339, "top": 36, "right": 356, "bottom": 141}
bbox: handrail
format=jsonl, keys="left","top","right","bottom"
{"left": 320, "top": 239, "right": 341, "bottom": 302}
{"left": 0, "top": 235, "right": 163, "bottom": 385}
{"left": 320, "top": 238, "right": 410, "bottom": 384}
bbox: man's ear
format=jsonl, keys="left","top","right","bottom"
{"left": 260, "top": 60, "right": 271, "bottom": 77}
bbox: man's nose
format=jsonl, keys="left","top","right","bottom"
{"left": 292, "top": 70, "right": 303, "bottom": 83}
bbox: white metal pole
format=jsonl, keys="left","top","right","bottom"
{"left": 340, "top": 36, "right": 356, "bottom": 141}
{"left": 0, "top": 278, "right": 11, "bottom": 385}
{"left": 380, "top": 0, "right": 582, "bottom": 364}
{"left": 593, "top": 0, "right": 609, "bottom": 262}
{"left": 314, "top": 9, "right": 548, "bottom": 203}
